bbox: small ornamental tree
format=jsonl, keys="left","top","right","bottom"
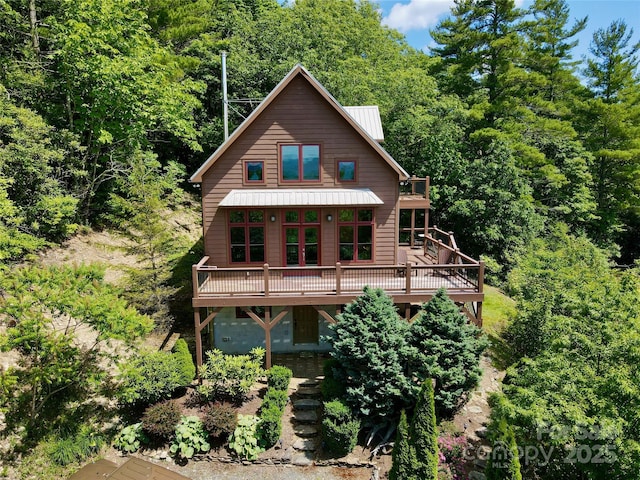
{"left": 486, "top": 420, "right": 522, "bottom": 480}
{"left": 172, "top": 338, "right": 196, "bottom": 386}
{"left": 389, "top": 410, "right": 417, "bottom": 480}
{"left": 407, "top": 288, "right": 488, "bottom": 416}
{"left": 327, "top": 287, "right": 412, "bottom": 422}
{"left": 411, "top": 379, "right": 439, "bottom": 480}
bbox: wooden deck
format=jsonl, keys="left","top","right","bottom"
{"left": 192, "top": 231, "right": 484, "bottom": 308}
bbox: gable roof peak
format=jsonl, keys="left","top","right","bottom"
{"left": 190, "top": 65, "right": 408, "bottom": 183}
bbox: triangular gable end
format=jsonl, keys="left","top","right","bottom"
{"left": 190, "top": 64, "right": 409, "bottom": 183}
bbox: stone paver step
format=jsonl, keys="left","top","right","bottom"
{"left": 294, "top": 424, "right": 319, "bottom": 438}
{"left": 294, "top": 410, "right": 319, "bottom": 424}
{"left": 298, "top": 379, "right": 320, "bottom": 387}
{"left": 296, "top": 386, "right": 321, "bottom": 398}
{"left": 293, "top": 399, "right": 322, "bottom": 411}
{"left": 293, "top": 438, "right": 317, "bottom": 452}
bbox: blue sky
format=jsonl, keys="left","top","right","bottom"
{"left": 379, "top": 0, "right": 640, "bottom": 62}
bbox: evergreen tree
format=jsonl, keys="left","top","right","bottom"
{"left": 407, "top": 288, "right": 488, "bottom": 416}
{"left": 389, "top": 410, "right": 417, "bottom": 480}
{"left": 486, "top": 420, "right": 522, "bottom": 480}
{"left": 327, "top": 287, "right": 412, "bottom": 423}
{"left": 578, "top": 20, "right": 640, "bottom": 251}
{"left": 410, "top": 379, "right": 439, "bottom": 480}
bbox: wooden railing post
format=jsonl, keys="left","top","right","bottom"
{"left": 192, "top": 264, "right": 199, "bottom": 299}
{"left": 336, "top": 262, "right": 341, "bottom": 295}
{"left": 406, "top": 261, "right": 412, "bottom": 294}
{"left": 478, "top": 260, "right": 485, "bottom": 293}
{"left": 263, "top": 263, "right": 270, "bottom": 297}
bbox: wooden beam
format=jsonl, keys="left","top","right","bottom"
{"left": 313, "top": 306, "right": 337, "bottom": 324}
{"left": 243, "top": 308, "right": 266, "bottom": 329}
{"left": 194, "top": 309, "right": 202, "bottom": 370}
{"left": 199, "top": 307, "right": 221, "bottom": 332}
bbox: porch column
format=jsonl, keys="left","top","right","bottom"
{"left": 194, "top": 309, "right": 202, "bottom": 369}
{"left": 244, "top": 307, "right": 291, "bottom": 369}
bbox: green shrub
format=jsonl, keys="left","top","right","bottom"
{"left": 202, "top": 402, "right": 238, "bottom": 439}
{"left": 114, "top": 423, "right": 148, "bottom": 453}
{"left": 257, "top": 404, "right": 283, "bottom": 449}
{"left": 322, "top": 400, "right": 360, "bottom": 456}
{"left": 117, "top": 350, "right": 185, "bottom": 405}
{"left": 141, "top": 400, "right": 182, "bottom": 441}
{"left": 228, "top": 414, "right": 264, "bottom": 460}
{"left": 170, "top": 416, "right": 210, "bottom": 459}
{"left": 266, "top": 365, "right": 292, "bottom": 391}
{"left": 47, "top": 426, "right": 104, "bottom": 466}
{"left": 197, "top": 347, "right": 265, "bottom": 402}
{"left": 324, "top": 399, "right": 353, "bottom": 424}
{"left": 411, "top": 379, "right": 439, "bottom": 480}
{"left": 321, "top": 377, "right": 346, "bottom": 400}
{"left": 172, "top": 338, "right": 195, "bottom": 386}
{"left": 262, "top": 388, "right": 288, "bottom": 412}
{"left": 321, "top": 359, "right": 346, "bottom": 400}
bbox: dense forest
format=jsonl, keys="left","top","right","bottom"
{"left": 1, "top": 0, "right": 639, "bottom": 478}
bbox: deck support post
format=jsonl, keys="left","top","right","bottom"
{"left": 244, "top": 307, "right": 291, "bottom": 370}
{"left": 194, "top": 307, "right": 221, "bottom": 375}
{"left": 335, "top": 262, "right": 341, "bottom": 295}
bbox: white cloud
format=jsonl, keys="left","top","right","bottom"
{"left": 382, "top": 0, "right": 455, "bottom": 33}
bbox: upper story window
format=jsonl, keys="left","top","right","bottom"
{"left": 337, "top": 160, "right": 356, "bottom": 182}
{"left": 244, "top": 161, "right": 264, "bottom": 183}
{"left": 229, "top": 209, "right": 265, "bottom": 264}
{"left": 280, "top": 144, "right": 320, "bottom": 182}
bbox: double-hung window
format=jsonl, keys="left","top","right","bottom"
{"left": 338, "top": 209, "right": 374, "bottom": 262}
{"left": 280, "top": 144, "right": 320, "bottom": 182}
{"left": 229, "top": 210, "right": 265, "bottom": 263}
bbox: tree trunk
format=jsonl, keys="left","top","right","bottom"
{"left": 29, "top": 0, "right": 40, "bottom": 53}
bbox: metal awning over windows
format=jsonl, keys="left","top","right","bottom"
{"left": 219, "top": 188, "right": 384, "bottom": 207}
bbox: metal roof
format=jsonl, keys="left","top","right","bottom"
{"left": 219, "top": 188, "right": 384, "bottom": 207}
{"left": 343, "top": 106, "right": 384, "bottom": 142}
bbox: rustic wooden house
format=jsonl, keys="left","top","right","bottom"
{"left": 190, "top": 65, "right": 484, "bottom": 368}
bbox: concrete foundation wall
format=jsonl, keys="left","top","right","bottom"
{"left": 209, "top": 306, "right": 335, "bottom": 354}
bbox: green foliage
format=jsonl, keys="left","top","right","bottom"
{"left": 117, "top": 349, "right": 186, "bottom": 406}
{"left": 321, "top": 400, "right": 360, "bottom": 456}
{"left": 141, "top": 400, "right": 183, "bottom": 441}
{"left": 197, "top": 347, "right": 265, "bottom": 402}
{"left": 410, "top": 379, "right": 439, "bottom": 480}
{"left": 202, "top": 402, "right": 237, "bottom": 439}
{"left": 172, "top": 338, "right": 196, "bottom": 387}
{"left": 327, "top": 287, "right": 412, "bottom": 423}
{"left": 228, "top": 414, "right": 264, "bottom": 460}
{"left": 389, "top": 410, "right": 417, "bottom": 480}
{"left": 114, "top": 423, "right": 148, "bottom": 453}
{"left": 407, "top": 289, "right": 488, "bottom": 416}
{"left": 493, "top": 230, "right": 640, "bottom": 479}
{"left": 321, "top": 358, "right": 346, "bottom": 400}
{"left": 266, "top": 365, "right": 292, "bottom": 391}
{"left": 0, "top": 265, "right": 151, "bottom": 438}
{"left": 262, "top": 389, "right": 288, "bottom": 412}
{"left": 47, "top": 426, "right": 104, "bottom": 466}
{"left": 257, "top": 404, "right": 283, "bottom": 449}
{"left": 170, "top": 416, "right": 210, "bottom": 459}
{"left": 485, "top": 420, "right": 522, "bottom": 480}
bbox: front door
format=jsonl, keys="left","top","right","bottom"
{"left": 283, "top": 210, "right": 320, "bottom": 267}
{"left": 293, "top": 306, "right": 319, "bottom": 344}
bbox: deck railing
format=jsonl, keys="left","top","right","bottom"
{"left": 193, "top": 237, "right": 484, "bottom": 300}
{"left": 399, "top": 176, "right": 430, "bottom": 198}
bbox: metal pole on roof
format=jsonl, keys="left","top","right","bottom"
{"left": 221, "top": 51, "right": 229, "bottom": 140}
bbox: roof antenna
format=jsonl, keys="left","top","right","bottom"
{"left": 222, "top": 51, "right": 229, "bottom": 140}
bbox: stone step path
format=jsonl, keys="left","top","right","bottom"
{"left": 291, "top": 378, "right": 323, "bottom": 465}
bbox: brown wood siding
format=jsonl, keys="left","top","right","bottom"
{"left": 201, "top": 75, "right": 398, "bottom": 267}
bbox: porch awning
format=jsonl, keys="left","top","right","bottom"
{"left": 219, "top": 188, "right": 384, "bottom": 207}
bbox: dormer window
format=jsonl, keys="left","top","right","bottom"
{"left": 280, "top": 144, "right": 321, "bottom": 182}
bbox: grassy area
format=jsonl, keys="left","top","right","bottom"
{"left": 482, "top": 285, "right": 517, "bottom": 369}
